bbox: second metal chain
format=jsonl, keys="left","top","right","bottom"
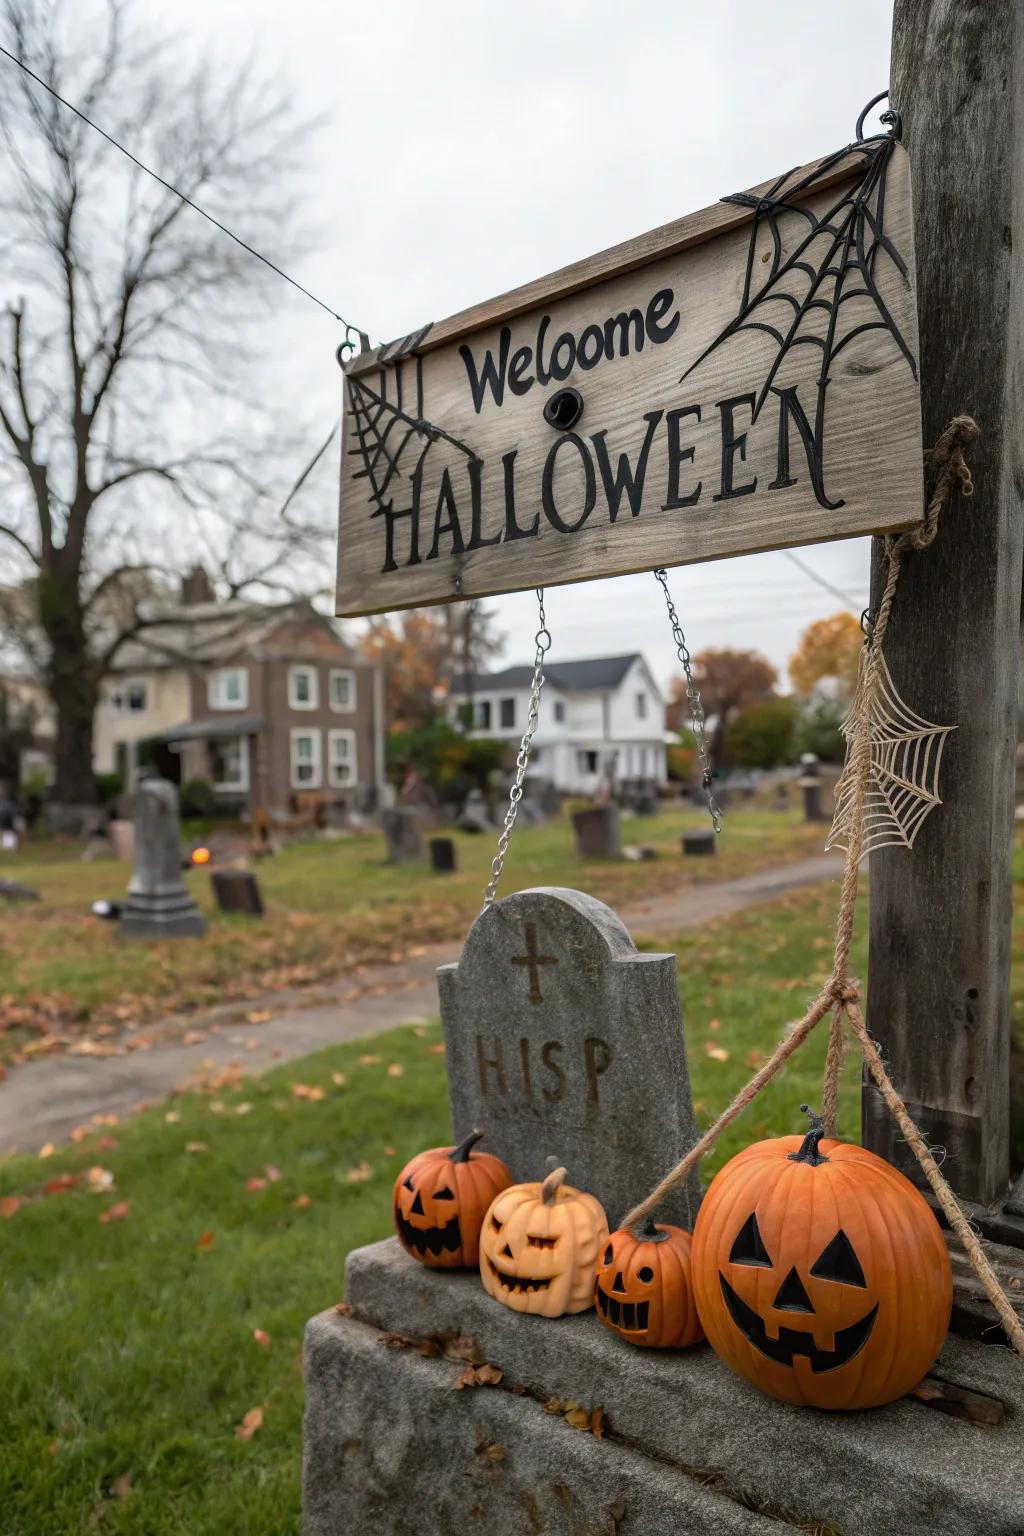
{"left": 654, "top": 567, "right": 723, "bottom": 834}
{"left": 482, "top": 588, "right": 551, "bottom": 907}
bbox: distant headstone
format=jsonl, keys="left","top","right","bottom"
{"left": 772, "top": 782, "right": 790, "bottom": 812}
{"left": 571, "top": 804, "right": 622, "bottom": 860}
{"left": 456, "top": 788, "right": 492, "bottom": 834}
{"left": 0, "top": 878, "right": 40, "bottom": 902}
{"left": 211, "top": 868, "right": 264, "bottom": 917}
{"left": 119, "top": 778, "right": 205, "bottom": 939}
{"left": 682, "top": 828, "right": 716, "bottom": 857}
{"left": 438, "top": 887, "right": 700, "bottom": 1228}
{"left": 429, "top": 836, "right": 457, "bottom": 874}
{"left": 623, "top": 844, "right": 657, "bottom": 861}
{"left": 798, "top": 752, "right": 827, "bottom": 823}
{"left": 109, "top": 819, "right": 134, "bottom": 861}
{"left": 381, "top": 807, "right": 423, "bottom": 864}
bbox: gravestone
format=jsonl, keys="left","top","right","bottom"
{"left": 571, "top": 804, "right": 622, "bottom": 860}
{"left": 682, "top": 828, "right": 716, "bottom": 857}
{"left": 438, "top": 886, "right": 700, "bottom": 1229}
{"left": 456, "top": 788, "right": 493, "bottom": 833}
{"left": 118, "top": 778, "right": 205, "bottom": 939}
{"left": 109, "top": 818, "right": 134, "bottom": 861}
{"left": 381, "top": 807, "right": 423, "bottom": 864}
{"left": 0, "top": 878, "right": 40, "bottom": 902}
{"left": 211, "top": 868, "right": 265, "bottom": 916}
{"left": 798, "top": 754, "right": 826, "bottom": 824}
{"left": 429, "top": 836, "right": 457, "bottom": 873}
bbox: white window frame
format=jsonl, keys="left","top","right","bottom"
{"left": 474, "top": 699, "right": 492, "bottom": 729}
{"left": 288, "top": 665, "right": 319, "bottom": 710}
{"left": 290, "top": 728, "right": 322, "bottom": 789}
{"left": 208, "top": 668, "right": 248, "bottom": 711}
{"left": 499, "top": 697, "right": 516, "bottom": 730}
{"left": 211, "top": 736, "right": 250, "bottom": 793}
{"left": 327, "top": 728, "right": 358, "bottom": 788}
{"left": 329, "top": 668, "right": 356, "bottom": 713}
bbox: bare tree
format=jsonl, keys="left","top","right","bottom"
{"left": 0, "top": 0, "right": 330, "bottom": 805}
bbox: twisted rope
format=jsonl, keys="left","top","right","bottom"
{"left": 622, "top": 416, "right": 1024, "bottom": 1357}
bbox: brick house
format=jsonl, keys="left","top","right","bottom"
{"left": 96, "top": 581, "right": 384, "bottom": 815}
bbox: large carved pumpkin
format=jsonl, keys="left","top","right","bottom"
{"left": 595, "top": 1217, "right": 704, "bottom": 1349}
{"left": 393, "top": 1129, "right": 511, "bottom": 1268}
{"left": 691, "top": 1108, "right": 952, "bottom": 1409}
{"left": 479, "top": 1164, "right": 608, "bottom": 1317}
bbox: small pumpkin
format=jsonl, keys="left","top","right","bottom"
{"left": 479, "top": 1164, "right": 609, "bottom": 1317}
{"left": 691, "top": 1106, "right": 952, "bottom": 1410}
{"left": 595, "top": 1217, "right": 704, "bottom": 1349}
{"left": 393, "top": 1129, "right": 511, "bottom": 1268}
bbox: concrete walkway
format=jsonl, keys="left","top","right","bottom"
{"left": 0, "top": 853, "right": 842, "bottom": 1151}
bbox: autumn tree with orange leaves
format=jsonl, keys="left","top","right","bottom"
{"left": 671, "top": 649, "right": 778, "bottom": 770}
{"left": 360, "top": 605, "right": 502, "bottom": 729}
{"left": 788, "top": 612, "right": 863, "bottom": 698}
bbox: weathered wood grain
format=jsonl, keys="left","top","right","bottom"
{"left": 337, "top": 147, "right": 923, "bottom": 616}
{"left": 863, "top": 1, "right": 1024, "bottom": 1208}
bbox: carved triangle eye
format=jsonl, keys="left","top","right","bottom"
{"left": 809, "top": 1229, "right": 866, "bottom": 1287}
{"left": 729, "top": 1212, "right": 772, "bottom": 1268}
{"left": 402, "top": 1176, "right": 415, "bottom": 1191}
{"left": 433, "top": 1186, "right": 455, "bottom": 1201}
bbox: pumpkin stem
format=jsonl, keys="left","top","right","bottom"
{"left": 541, "top": 1165, "right": 567, "bottom": 1204}
{"left": 633, "top": 1215, "right": 670, "bottom": 1243}
{"left": 449, "top": 1128, "right": 484, "bottom": 1163}
{"left": 788, "top": 1103, "right": 829, "bottom": 1166}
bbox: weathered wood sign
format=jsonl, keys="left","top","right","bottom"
{"left": 336, "top": 139, "right": 922, "bottom": 617}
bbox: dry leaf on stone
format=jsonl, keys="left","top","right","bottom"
{"left": 234, "top": 1406, "right": 264, "bottom": 1441}
{"left": 441, "top": 1335, "right": 482, "bottom": 1364}
{"left": 98, "top": 1201, "right": 131, "bottom": 1224}
{"left": 451, "top": 1363, "right": 503, "bottom": 1390}
{"left": 333, "top": 1301, "right": 352, "bottom": 1316}
{"left": 543, "top": 1398, "right": 565, "bottom": 1415}
{"left": 591, "top": 1406, "right": 605, "bottom": 1439}
{"left": 565, "top": 1408, "right": 591, "bottom": 1431}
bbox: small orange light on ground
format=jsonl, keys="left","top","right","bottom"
{"left": 191, "top": 846, "right": 212, "bottom": 866}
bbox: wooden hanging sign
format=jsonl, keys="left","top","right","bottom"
{"left": 336, "top": 136, "right": 922, "bottom": 617}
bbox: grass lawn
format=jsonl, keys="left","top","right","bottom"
{"left": 0, "top": 805, "right": 827, "bottom": 1059}
{"left": 0, "top": 878, "right": 866, "bottom": 1536}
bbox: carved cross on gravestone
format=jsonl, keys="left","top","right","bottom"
{"left": 438, "top": 886, "right": 701, "bottom": 1229}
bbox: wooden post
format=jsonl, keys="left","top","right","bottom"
{"left": 864, "top": 1, "right": 1024, "bottom": 1207}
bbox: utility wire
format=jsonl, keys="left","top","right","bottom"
{"left": 0, "top": 42, "right": 368, "bottom": 346}
{"left": 781, "top": 550, "right": 863, "bottom": 611}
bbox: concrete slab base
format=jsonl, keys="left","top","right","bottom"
{"left": 303, "top": 1238, "right": 1024, "bottom": 1536}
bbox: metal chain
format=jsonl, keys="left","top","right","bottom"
{"left": 482, "top": 588, "right": 551, "bottom": 907}
{"left": 653, "top": 568, "right": 723, "bottom": 834}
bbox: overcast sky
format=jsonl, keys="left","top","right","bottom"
{"left": 162, "top": 0, "right": 896, "bottom": 688}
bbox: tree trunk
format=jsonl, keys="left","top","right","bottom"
{"left": 39, "top": 565, "right": 99, "bottom": 806}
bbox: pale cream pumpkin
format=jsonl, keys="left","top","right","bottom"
{"left": 479, "top": 1164, "right": 609, "bottom": 1317}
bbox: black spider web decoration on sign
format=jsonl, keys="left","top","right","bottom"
{"left": 681, "top": 95, "right": 916, "bottom": 506}
{"left": 346, "top": 353, "right": 476, "bottom": 524}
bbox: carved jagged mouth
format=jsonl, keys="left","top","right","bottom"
{"left": 395, "top": 1206, "right": 461, "bottom": 1258}
{"left": 596, "top": 1285, "right": 650, "bottom": 1332}
{"left": 720, "top": 1274, "right": 877, "bottom": 1373}
{"left": 487, "top": 1260, "right": 551, "bottom": 1295}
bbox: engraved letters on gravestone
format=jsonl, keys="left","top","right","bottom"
{"left": 337, "top": 135, "right": 922, "bottom": 617}
{"left": 437, "top": 886, "right": 701, "bottom": 1229}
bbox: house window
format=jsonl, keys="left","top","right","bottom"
{"left": 474, "top": 700, "right": 492, "bottom": 729}
{"left": 211, "top": 736, "right": 249, "bottom": 792}
{"left": 208, "top": 668, "right": 248, "bottom": 710}
{"left": 553, "top": 701, "right": 566, "bottom": 723}
{"left": 290, "top": 729, "right": 322, "bottom": 788}
{"left": 289, "top": 665, "right": 319, "bottom": 710}
{"left": 328, "top": 729, "right": 357, "bottom": 787}
{"left": 500, "top": 697, "right": 516, "bottom": 730}
{"left": 635, "top": 692, "right": 648, "bottom": 719}
{"left": 329, "top": 669, "right": 356, "bottom": 712}
{"left": 111, "top": 681, "right": 148, "bottom": 713}
{"left": 578, "top": 749, "right": 599, "bottom": 775}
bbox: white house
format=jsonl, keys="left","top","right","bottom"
{"left": 448, "top": 653, "right": 667, "bottom": 795}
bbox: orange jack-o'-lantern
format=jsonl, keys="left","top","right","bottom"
{"left": 479, "top": 1165, "right": 608, "bottom": 1317}
{"left": 595, "top": 1218, "right": 704, "bottom": 1349}
{"left": 393, "top": 1129, "right": 511, "bottom": 1268}
{"left": 691, "top": 1107, "right": 952, "bottom": 1409}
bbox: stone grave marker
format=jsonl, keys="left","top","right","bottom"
{"left": 682, "top": 828, "right": 716, "bottom": 857}
{"left": 381, "top": 807, "right": 423, "bottom": 864}
{"left": 438, "top": 886, "right": 700, "bottom": 1229}
{"left": 429, "top": 836, "right": 456, "bottom": 874}
{"left": 571, "top": 804, "right": 621, "bottom": 860}
{"left": 456, "top": 788, "right": 493, "bottom": 833}
{"left": 211, "top": 868, "right": 265, "bottom": 916}
{"left": 119, "top": 778, "right": 205, "bottom": 939}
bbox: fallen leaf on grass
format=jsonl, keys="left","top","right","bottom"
{"left": 234, "top": 1406, "right": 263, "bottom": 1441}
{"left": 330, "top": 1072, "right": 346, "bottom": 1087}
{"left": 705, "top": 1044, "right": 730, "bottom": 1063}
{"left": 85, "top": 1167, "right": 115, "bottom": 1192}
{"left": 252, "top": 1328, "right": 271, "bottom": 1350}
{"left": 383, "top": 1145, "right": 396, "bottom": 1156}
{"left": 357, "top": 1054, "right": 381, "bottom": 1066}
{"left": 745, "top": 1048, "right": 765, "bottom": 1069}
{"left": 164, "top": 1112, "right": 181, "bottom": 1124}
{"left": 345, "top": 1161, "right": 373, "bottom": 1184}
{"left": 185, "top": 1142, "right": 208, "bottom": 1154}
{"left": 707, "top": 1017, "right": 721, "bottom": 1032}
{"left": 44, "top": 1173, "right": 78, "bottom": 1196}
{"left": 99, "top": 1201, "right": 131, "bottom": 1224}
{"left": 245, "top": 1177, "right": 267, "bottom": 1192}
{"left": 291, "top": 1083, "right": 326, "bottom": 1102}
{"left": 0, "top": 1196, "right": 21, "bottom": 1219}
{"left": 292, "top": 1193, "right": 312, "bottom": 1209}
{"left": 97, "top": 1135, "right": 119, "bottom": 1151}
{"left": 387, "top": 1063, "right": 404, "bottom": 1078}
{"left": 69, "top": 1125, "right": 92, "bottom": 1143}
{"left": 234, "top": 1102, "right": 253, "bottom": 1116}
{"left": 197, "top": 1229, "right": 216, "bottom": 1251}
{"left": 264, "top": 1164, "right": 282, "bottom": 1183}
{"left": 38, "top": 1142, "right": 55, "bottom": 1159}
{"left": 428, "top": 1043, "right": 445, "bottom": 1055}
{"left": 92, "top": 1113, "right": 119, "bottom": 1126}
{"left": 111, "top": 1473, "right": 133, "bottom": 1501}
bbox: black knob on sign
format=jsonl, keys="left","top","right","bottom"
{"left": 543, "top": 387, "right": 584, "bottom": 431}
